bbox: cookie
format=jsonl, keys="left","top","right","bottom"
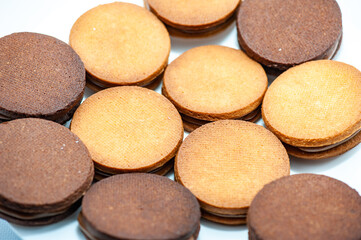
{"left": 248, "top": 174, "right": 361, "bottom": 240}
{"left": 175, "top": 120, "right": 290, "bottom": 224}
{"left": 146, "top": 0, "right": 240, "bottom": 34}
{"left": 236, "top": 0, "right": 342, "bottom": 71}
{"left": 70, "top": 86, "right": 183, "bottom": 177}
{"left": 163, "top": 45, "right": 267, "bottom": 132}
{"left": 262, "top": 60, "right": 361, "bottom": 159}
{"left": 70, "top": 2, "right": 170, "bottom": 88}
{"left": 79, "top": 173, "right": 201, "bottom": 240}
{"left": 0, "top": 32, "right": 85, "bottom": 124}
{"left": 0, "top": 118, "right": 94, "bottom": 226}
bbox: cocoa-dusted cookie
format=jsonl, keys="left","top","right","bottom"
{"left": 163, "top": 45, "right": 267, "bottom": 132}
{"left": 248, "top": 174, "right": 361, "bottom": 240}
{"left": 146, "top": 0, "right": 240, "bottom": 34}
{"left": 79, "top": 173, "right": 201, "bottom": 240}
{"left": 70, "top": 2, "right": 170, "bottom": 88}
{"left": 0, "top": 118, "right": 94, "bottom": 226}
{"left": 175, "top": 120, "right": 290, "bottom": 225}
{"left": 262, "top": 60, "right": 361, "bottom": 159}
{"left": 237, "top": 0, "right": 342, "bottom": 71}
{"left": 70, "top": 86, "right": 183, "bottom": 178}
{"left": 0, "top": 32, "right": 85, "bottom": 124}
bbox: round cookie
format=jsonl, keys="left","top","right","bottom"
{"left": 248, "top": 174, "right": 361, "bottom": 240}
{"left": 175, "top": 120, "right": 290, "bottom": 225}
{"left": 262, "top": 60, "right": 361, "bottom": 159}
{"left": 236, "top": 0, "right": 342, "bottom": 70}
{"left": 70, "top": 2, "right": 170, "bottom": 88}
{"left": 0, "top": 32, "right": 85, "bottom": 124}
{"left": 70, "top": 86, "right": 183, "bottom": 177}
{"left": 162, "top": 45, "right": 267, "bottom": 130}
{"left": 0, "top": 118, "right": 94, "bottom": 226}
{"left": 146, "top": 0, "right": 240, "bottom": 34}
{"left": 79, "top": 173, "right": 201, "bottom": 240}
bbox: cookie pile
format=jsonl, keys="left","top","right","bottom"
{"left": 0, "top": 0, "right": 360, "bottom": 239}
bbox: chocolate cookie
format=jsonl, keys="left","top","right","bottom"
{"left": 175, "top": 120, "right": 290, "bottom": 225}
{"left": 262, "top": 60, "right": 361, "bottom": 159}
{"left": 248, "top": 174, "right": 361, "bottom": 240}
{"left": 79, "top": 173, "right": 201, "bottom": 240}
{"left": 146, "top": 0, "right": 240, "bottom": 34}
{"left": 70, "top": 86, "right": 183, "bottom": 178}
{"left": 237, "top": 0, "right": 342, "bottom": 71}
{"left": 70, "top": 2, "right": 170, "bottom": 88}
{"left": 163, "top": 45, "right": 267, "bottom": 132}
{"left": 0, "top": 118, "right": 94, "bottom": 226}
{"left": 0, "top": 32, "right": 85, "bottom": 124}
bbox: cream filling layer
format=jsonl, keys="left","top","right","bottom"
{"left": 298, "top": 129, "right": 361, "bottom": 153}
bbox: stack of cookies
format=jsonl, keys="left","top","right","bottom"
{"left": 163, "top": 45, "right": 267, "bottom": 132}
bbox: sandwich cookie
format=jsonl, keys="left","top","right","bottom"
{"left": 146, "top": 0, "right": 240, "bottom": 35}
{"left": 175, "top": 120, "right": 290, "bottom": 225}
{"left": 248, "top": 174, "right": 361, "bottom": 240}
{"left": 262, "top": 60, "right": 361, "bottom": 159}
{"left": 0, "top": 32, "right": 85, "bottom": 124}
{"left": 79, "top": 173, "right": 201, "bottom": 240}
{"left": 163, "top": 45, "right": 267, "bottom": 132}
{"left": 236, "top": 0, "right": 342, "bottom": 71}
{"left": 70, "top": 86, "right": 183, "bottom": 179}
{"left": 0, "top": 118, "right": 94, "bottom": 226}
{"left": 70, "top": 2, "right": 170, "bottom": 89}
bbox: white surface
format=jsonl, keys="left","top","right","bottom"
{"left": 0, "top": 0, "right": 360, "bottom": 239}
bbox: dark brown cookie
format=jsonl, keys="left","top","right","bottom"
{"left": 248, "top": 174, "right": 361, "bottom": 240}
{"left": 0, "top": 32, "right": 85, "bottom": 124}
{"left": 0, "top": 118, "right": 94, "bottom": 226}
{"left": 237, "top": 0, "right": 342, "bottom": 70}
{"left": 79, "top": 173, "right": 201, "bottom": 240}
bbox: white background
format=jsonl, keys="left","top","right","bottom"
{"left": 0, "top": 0, "right": 360, "bottom": 239}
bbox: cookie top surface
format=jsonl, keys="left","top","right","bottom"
{"left": 147, "top": 0, "right": 240, "bottom": 28}
{"left": 237, "top": 0, "right": 342, "bottom": 67}
{"left": 0, "top": 118, "right": 93, "bottom": 211}
{"left": 175, "top": 120, "right": 290, "bottom": 213}
{"left": 70, "top": 86, "right": 183, "bottom": 172}
{"left": 262, "top": 60, "right": 361, "bottom": 147}
{"left": 81, "top": 173, "right": 200, "bottom": 240}
{"left": 163, "top": 45, "right": 267, "bottom": 120}
{"left": 70, "top": 2, "right": 170, "bottom": 85}
{"left": 248, "top": 174, "right": 361, "bottom": 240}
{"left": 0, "top": 32, "right": 85, "bottom": 118}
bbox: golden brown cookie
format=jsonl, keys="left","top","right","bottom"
{"left": 237, "top": 0, "right": 342, "bottom": 71}
{"left": 163, "top": 45, "right": 267, "bottom": 131}
{"left": 175, "top": 120, "right": 290, "bottom": 225}
{"left": 70, "top": 2, "right": 170, "bottom": 88}
{"left": 248, "top": 174, "right": 361, "bottom": 240}
{"left": 146, "top": 0, "right": 240, "bottom": 34}
{"left": 70, "top": 86, "right": 183, "bottom": 176}
{"left": 262, "top": 60, "right": 361, "bottom": 159}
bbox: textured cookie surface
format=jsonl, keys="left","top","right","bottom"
{"left": 71, "top": 86, "right": 183, "bottom": 173}
{"left": 163, "top": 45, "right": 267, "bottom": 121}
{"left": 237, "top": 0, "right": 342, "bottom": 69}
{"left": 0, "top": 32, "right": 85, "bottom": 121}
{"left": 147, "top": 0, "right": 240, "bottom": 30}
{"left": 80, "top": 173, "right": 200, "bottom": 240}
{"left": 0, "top": 118, "right": 93, "bottom": 212}
{"left": 70, "top": 2, "right": 170, "bottom": 86}
{"left": 175, "top": 120, "right": 290, "bottom": 215}
{"left": 248, "top": 174, "right": 361, "bottom": 240}
{"left": 262, "top": 60, "right": 361, "bottom": 147}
